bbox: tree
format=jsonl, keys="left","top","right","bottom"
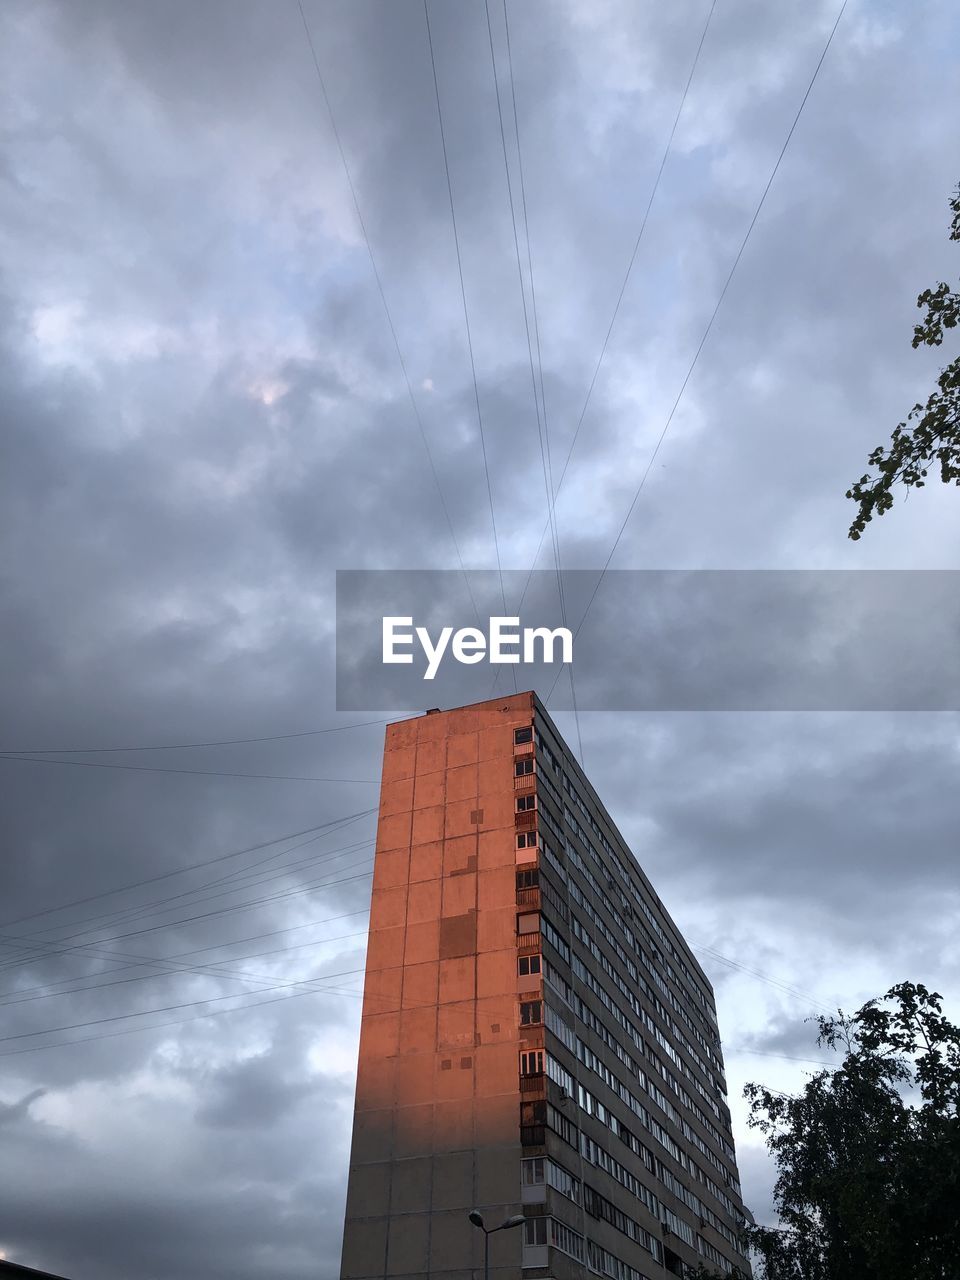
{"left": 742, "top": 982, "right": 960, "bottom": 1279}
{"left": 846, "top": 187, "right": 960, "bottom": 539}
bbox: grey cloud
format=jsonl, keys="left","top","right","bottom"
{"left": 1, "top": 0, "right": 959, "bottom": 1273}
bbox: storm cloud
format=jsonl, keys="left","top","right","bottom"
{"left": 1, "top": 1, "right": 958, "bottom": 1276}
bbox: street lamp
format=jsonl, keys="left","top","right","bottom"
{"left": 468, "top": 1210, "right": 526, "bottom": 1280}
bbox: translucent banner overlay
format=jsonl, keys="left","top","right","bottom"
{"left": 335, "top": 570, "right": 960, "bottom": 711}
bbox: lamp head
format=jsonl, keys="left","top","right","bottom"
{"left": 500, "top": 1214, "right": 526, "bottom": 1230}
{"left": 468, "top": 1210, "right": 485, "bottom": 1230}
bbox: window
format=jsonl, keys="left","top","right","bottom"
{"left": 547, "top": 1102, "right": 578, "bottom": 1148}
{"left": 521, "top": 1157, "right": 545, "bottom": 1185}
{"left": 520, "top": 1050, "right": 545, "bottom": 1076}
{"left": 516, "top": 794, "right": 537, "bottom": 811}
{"left": 546, "top": 1054, "right": 574, "bottom": 1094}
{"left": 518, "top": 954, "right": 541, "bottom": 976}
{"left": 515, "top": 758, "right": 534, "bottom": 776}
{"left": 546, "top": 1160, "right": 580, "bottom": 1203}
{"left": 520, "top": 1000, "right": 542, "bottom": 1026}
{"left": 517, "top": 912, "right": 540, "bottom": 934}
{"left": 549, "top": 1218, "right": 584, "bottom": 1261}
{"left": 514, "top": 727, "right": 533, "bottom": 744}
{"left": 516, "top": 831, "right": 537, "bottom": 848}
{"left": 523, "top": 1217, "right": 547, "bottom": 1246}
{"left": 516, "top": 868, "right": 539, "bottom": 889}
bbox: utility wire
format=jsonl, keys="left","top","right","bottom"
{"left": 483, "top": 0, "right": 583, "bottom": 759}
{"left": 0, "top": 717, "right": 393, "bottom": 755}
{"left": 0, "top": 919, "right": 372, "bottom": 1008}
{"left": 0, "top": 971, "right": 376, "bottom": 1046}
{"left": 0, "top": 753, "right": 378, "bottom": 785}
{"left": 423, "top": 0, "right": 513, "bottom": 687}
{"left": 0, "top": 865, "right": 375, "bottom": 965}
{"left": 0, "top": 982, "right": 368, "bottom": 1061}
{"left": 296, "top": 0, "right": 480, "bottom": 623}
{"left": 0, "top": 941, "right": 370, "bottom": 1010}
{"left": 0, "top": 810, "right": 376, "bottom": 931}
{"left": 692, "top": 942, "right": 837, "bottom": 1015}
{"left": 0, "top": 905, "right": 375, "bottom": 1004}
{"left": 546, "top": 0, "right": 848, "bottom": 702}
{"left": 11, "top": 816, "right": 375, "bottom": 945}
{"left": 508, "top": 0, "right": 719, "bottom": 641}
{"left": 497, "top": 0, "right": 718, "bottom": 737}
{"left": 0, "top": 838, "right": 375, "bottom": 966}
{"left": 503, "top": 0, "right": 582, "bottom": 761}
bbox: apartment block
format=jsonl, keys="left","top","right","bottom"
{"left": 339, "top": 691, "right": 750, "bottom": 1280}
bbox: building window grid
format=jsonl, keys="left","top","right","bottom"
{"left": 565, "top": 867, "right": 726, "bottom": 1097}
{"left": 530, "top": 729, "right": 745, "bottom": 1237}
{"left": 569, "top": 917, "right": 733, "bottom": 1154}
{"left": 561, "top": 814, "right": 724, "bottom": 1077}
{"left": 566, "top": 922, "right": 737, "bottom": 1163}
{"left": 536, "top": 723, "right": 720, "bottom": 1037}
{"left": 545, "top": 978, "right": 744, "bottom": 1230}
{"left": 583, "top": 1184, "right": 663, "bottom": 1263}
{"left": 552, "top": 803, "right": 721, "bottom": 1068}
{"left": 569, "top": 953, "right": 739, "bottom": 1191}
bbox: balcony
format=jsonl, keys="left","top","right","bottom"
{"left": 519, "top": 1072, "right": 546, "bottom": 1096}
{"left": 516, "top": 887, "right": 541, "bottom": 910}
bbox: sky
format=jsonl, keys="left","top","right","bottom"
{"left": 1, "top": 0, "right": 959, "bottom": 1276}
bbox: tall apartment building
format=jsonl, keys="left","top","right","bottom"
{"left": 340, "top": 692, "right": 750, "bottom": 1280}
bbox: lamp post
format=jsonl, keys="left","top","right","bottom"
{"left": 468, "top": 1210, "right": 525, "bottom": 1280}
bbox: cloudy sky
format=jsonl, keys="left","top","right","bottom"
{"left": 1, "top": 0, "right": 959, "bottom": 1275}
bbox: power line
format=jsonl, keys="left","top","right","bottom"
{"left": 0, "top": 864, "right": 375, "bottom": 964}
{"left": 0, "top": 981, "right": 367, "bottom": 1061}
{"left": 0, "top": 969, "right": 374, "bottom": 1046}
{"left": 0, "top": 936, "right": 372, "bottom": 1011}
{"left": 10, "top": 816, "right": 376, "bottom": 946}
{"left": 0, "top": 839, "right": 374, "bottom": 969}
{"left": 295, "top": 0, "right": 480, "bottom": 623}
{"left": 484, "top": 0, "right": 583, "bottom": 760}
{"left": 0, "top": 924, "right": 371, "bottom": 1008}
{"left": 546, "top": 0, "right": 848, "bottom": 702}
{"left": 423, "top": 0, "right": 513, "bottom": 689}
{"left": 500, "top": 0, "right": 719, "bottom": 710}
{"left": 0, "top": 810, "right": 376, "bottom": 931}
{"left": 692, "top": 942, "right": 837, "bottom": 1016}
{"left": 732, "top": 1048, "right": 838, "bottom": 1068}
{"left": 0, "top": 906, "right": 375, "bottom": 1005}
{"left": 0, "top": 753, "right": 379, "bottom": 785}
{"left": 0, "top": 717, "right": 393, "bottom": 755}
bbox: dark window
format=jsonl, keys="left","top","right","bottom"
{"left": 516, "top": 831, "right": 537, "bottom": 848}
{"left": 514, "top": 727, "right": 533, "bottom": 744}
{"left": 516, "top": 794, "right": 537, "bottom": 811}
{"left": 521, "top": 1099, "right": 547, "bottom": 1126}
{"left": 516, "top": 868, "right": 539, "bottom": 889}
{"left": 523, "top": 1217, "right": 547, "bottom": 1246}
{"left": 518, "top": 954, "right": 541, "bottom": 976}
{"left": 520, "top": 1049, "right": 544, "bottom": 1075}
{"left": 520, "top": 1000, "right": 542, "bottom": 1026}
{"left": 515, "top": 758, "right": 534, "bottom": 776}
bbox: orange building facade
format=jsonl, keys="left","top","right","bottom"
{"left": 339, "top": 692, "right": 750, "bottom": 1280}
